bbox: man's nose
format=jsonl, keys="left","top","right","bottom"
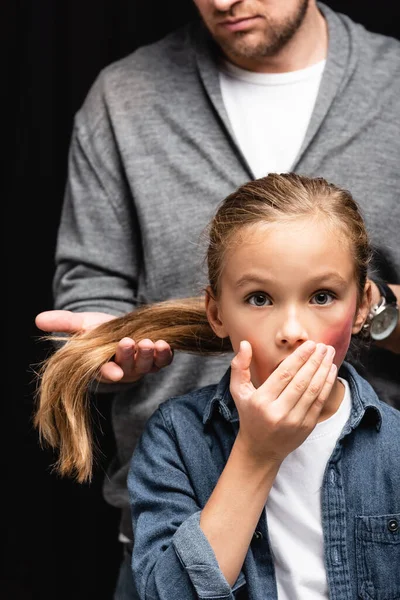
{"left": 275, "top": 308, "right": 309, "bottom": 347}
{"left": 212, "top": 0, "right": 242, "bottom": 14}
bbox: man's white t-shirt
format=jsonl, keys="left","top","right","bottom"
{"left": 219, "top": 59, "right": 326, "bottom": 178}
{"left": 265, "top": 378, "right": 352, "bottom": 599}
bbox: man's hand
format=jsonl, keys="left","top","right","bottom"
{"left": 35, "top": 310, "right": 174, "bottom": 384}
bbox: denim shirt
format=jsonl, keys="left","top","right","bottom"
{"left": 128, "top": 362, "right": 400, "bottom": 600}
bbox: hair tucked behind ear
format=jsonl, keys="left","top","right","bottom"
{"left": 34, "top": 297, "right": 231, "bottom": 483}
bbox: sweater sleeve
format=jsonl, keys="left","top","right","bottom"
{"left": 53, "top": 75, "right": 141, "bottom": 316}
{"left": 128, "top": 407, "right": 246, "bottom": 600}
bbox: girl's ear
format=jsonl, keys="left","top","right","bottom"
{"left": 205, "top": 286, "right": 229, "bottom": 339}
{"left": 352, "top": 280, "right": 372, "bottom": 334}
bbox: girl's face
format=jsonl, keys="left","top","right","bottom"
{"left": 206, "top": 217, "right": 370, "bottom": 388}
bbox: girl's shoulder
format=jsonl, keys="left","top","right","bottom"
{"left": 377, "top": 399, "right": 400, "bottom": 426}
{"left": 158, "top": 382, "right": 221, "bottom": 428}
{"left": 342, "top": 361, "right": 400, "bottom": 432}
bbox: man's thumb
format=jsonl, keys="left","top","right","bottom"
{"left": 35, "top": 310, "right": 82, "bottom": 334}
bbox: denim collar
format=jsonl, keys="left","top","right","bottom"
{"left": 339, "top": 361, "right": 382, "bottom": 432}
{"left": 202, "top": 367, "right": 238, "bottom": 425}
{"left": 203, "top": 361, "right": 382, "bottom": 431}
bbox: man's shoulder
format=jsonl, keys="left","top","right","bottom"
{"left": 320, "top": 2, "right": 400, "bottom": 74}
{"left": 76, "top": 20, "right": 206, "bottom": 126}
{"left": 101, "top": 22, "right": 199, "bottom": 87}
{"left": 332, "top": 4, "right": 400, "bottom": 61}
{"left": 352, "top": 19, "right": 400, "bottom": 63}
{"left": 74, "top": 20, "right": 206, "bottom": 132}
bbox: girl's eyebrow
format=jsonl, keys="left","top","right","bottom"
{"left": 235, "top": 274, "right": 275, "bottom": 288}
{"left": 235, "top": 272, "right": 348, "bottom": 289}
{"left": 307, "top": 273, "right": 348, "bottom": 287}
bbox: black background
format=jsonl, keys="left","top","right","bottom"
{"left": 7, "top": 1, "right": 400, "bottom": 599}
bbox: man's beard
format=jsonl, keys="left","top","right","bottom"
{"left": 217, "top": 0, "right": 309, "bottom": 61}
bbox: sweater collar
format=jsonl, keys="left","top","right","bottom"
{"left": 191, "top": 2, "right": 354, "bottom": 176}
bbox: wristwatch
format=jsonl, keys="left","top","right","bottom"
{"left": 368, "top": 280, "right": 399, "bottom": 341}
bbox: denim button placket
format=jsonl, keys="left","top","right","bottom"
{"left": 387, "top": 518, "right": 399, "bottom": 532}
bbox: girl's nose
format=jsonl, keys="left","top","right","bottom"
{"left": 275, "top": 310, "right": 309, "bottom": 348}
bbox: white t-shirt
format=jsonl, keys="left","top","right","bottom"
{"left": 219, "top": 59, "right": 326, "bottom": 178}
{"left": 266, "top": 378, "right": 352, "bottom": 599}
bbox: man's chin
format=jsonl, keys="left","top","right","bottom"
{"left": 219, "top": 35, "right": 271, "bottom": 62}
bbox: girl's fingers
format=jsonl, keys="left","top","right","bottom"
{"left": 305, "top": 362, "right": 338, "bottom": 424}
{"left": 277, "top": 343, "right": 332, "bottom": 413}
{"left": 259, "top": 340, "right": 317, "bottom": 400}
{"left": 230, "top": 341, "right": 255, "bottom": 403}
{"left": 289, "top": 346, "right": 336, "bottom": 422}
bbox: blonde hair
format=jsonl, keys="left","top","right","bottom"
{"left": 34, "top": 173, "right": 371, "bottom": 482}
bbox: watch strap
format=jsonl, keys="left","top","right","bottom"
{"left": 373, "top": 280, "right": 397, "bottom": 306}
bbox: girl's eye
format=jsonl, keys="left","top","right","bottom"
{"left": 311, "top": 292, "right": 335, "bottom": 305}
{"left": 247, "top": 293, "right": 271, "bottom": 307}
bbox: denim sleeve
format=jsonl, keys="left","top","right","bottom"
{"left": 128, "top": 407, "right": 244, "bottom": 600}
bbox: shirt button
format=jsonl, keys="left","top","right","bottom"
{"left": 388, "top": 519, "right": 399, "bottom": 532}
{"left": 253, "top": 530, "right": 263, "bottom": 540}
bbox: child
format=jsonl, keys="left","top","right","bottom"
{"left": 35, "top": 173, "right": 400, "bottom": 599}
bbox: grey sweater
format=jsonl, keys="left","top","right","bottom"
{"left": 54, "top": 3, "right": 400, "bottom": 539}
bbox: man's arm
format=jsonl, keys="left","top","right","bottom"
{"left": 37, "top": 74, "right": 175, "bottom": 383}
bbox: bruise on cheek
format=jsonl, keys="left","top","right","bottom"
{"left": 321, "top": 311, "right": 356, "bottom": 366}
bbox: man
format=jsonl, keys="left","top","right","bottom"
{"left": 36, "top": 1, "right": 400, "bottom": 597}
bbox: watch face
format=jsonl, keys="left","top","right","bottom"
{"left": 370, "top": 306, "right": 399, "bottom": 341}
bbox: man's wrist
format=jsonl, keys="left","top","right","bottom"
{"left": 367, "top": 279, "right": 400, "bottom": 347}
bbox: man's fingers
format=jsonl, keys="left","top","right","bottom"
{"left": 112, "top": 338, "right": 158, "bottom": 379}
{"left": 35, "top": 310, "right": 84, "bottom": 333}
{"left": 153, "top": 340, "right": 174, "bottom": 370}
{"left": 99, "top": 338, "right": 174, "bottom": 384}
{"left": 98, "top": 339, "right": 155, "bottom": 383}
{"left": 134, "top": 339, "right": 159, "bottom": 375}
{"left": 99, "top": 361, "right": 125, "bottom": 383}
{"left": 35, "top": 310, "right": 115, "bottom": 334}
{"left": 114, "top": 337, "right": 136, "bottom": 370}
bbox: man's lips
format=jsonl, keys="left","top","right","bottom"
{"left": 218, "top": 15, "right": 262, "bottom": 32}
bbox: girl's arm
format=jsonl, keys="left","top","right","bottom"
{"left": 129, "top": 340, "right": 335, "bottom": 599}
{"left": 129, "top": 407, "right": 243, "bottom": 600}
{"left": 200, "top": 340, "right": 336, "bottom": 586}
{"left": 199, "top": 437, "right": 280, "bottom": 587}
